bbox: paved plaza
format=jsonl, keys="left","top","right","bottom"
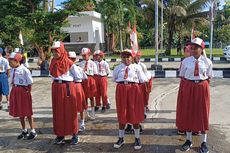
{"left": 0, "top": 77, "right": 229, "bottom": 153}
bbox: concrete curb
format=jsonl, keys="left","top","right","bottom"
{"left": 31, "top": 70, "right": 230, "bottom": 78}
{"left": 28, "top": 57, "right": 230, "bottom": 63}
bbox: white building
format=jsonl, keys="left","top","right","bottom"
{"left": 61, "top": 11, "right": 105, "bottom": 53}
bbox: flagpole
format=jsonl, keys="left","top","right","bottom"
{"left": 160, "top": 0, "right": 163, "bottom": 52}
{"left": 151, "top": 0, "right": 163, "bottom": 70}
{"left": 155, "top": 0, "right": 159, "bottom": 65}
{"left": 209, "top": 0, "right": 214, "bottom": 60}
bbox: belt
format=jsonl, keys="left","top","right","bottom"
{"left": 54, "top": 80, "right": 72, "bottom": 83}
{"left": 118, "top": 81, "right": 136, "bottom": 84}
{"left": 53, "top": 80, "right": 71, "bottom": 96}
{"left": 0, "top": 72, "right": 5, "bottom": 74}
{"left": 13, "top": 84, "right": 27, "bottom": 87}
{"left": 95, "top": 75, "right": 107, "bottom": 77}
{"left": 187, "top": 79, "right": 207, "bottom": 83}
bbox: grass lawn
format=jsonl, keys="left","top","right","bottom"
{"left": 105, "top": 48, "right": 223, "bottom": 59}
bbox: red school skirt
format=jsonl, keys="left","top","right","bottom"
{"left": 116, "top": 83, "right": 144, "bottom": 124}
{"left": 140, "top": 78, "right": 153, "bottom": 106}
{"left": 176, "top": 78, "right": 186, "bottom": 129}
{"left": 75, "top": 82, "right": 87, "bottom": 112}
{"left": 177, "top": 79, "right": 210, "bottom": 132}
{"left": 52, "top": 81, "right": 78, "bottom": 136}
{"left": 82, "top": 76, "right": 96, "bottom": 99}
{"left": 9, "top": 85, "right": 33, "bottom": 117}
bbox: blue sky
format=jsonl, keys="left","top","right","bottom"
{"left": 55, "top": 0, "right": 66, "bottom": 6}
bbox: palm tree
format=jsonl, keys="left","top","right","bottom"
{"left": 141, "top": 0, "right": 211, "bottom": 55}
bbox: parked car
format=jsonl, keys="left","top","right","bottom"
{"left": 223, "top": 45, "right": 230, "bottom": 59}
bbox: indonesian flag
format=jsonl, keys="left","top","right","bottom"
{"left": 130, "top": 24, "right": 138, "bottom": 53}
{"left": 19, "top": 30, "right": 24, "bottom": 45}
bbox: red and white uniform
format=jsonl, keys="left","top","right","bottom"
{"left": 50, "top": 41, "right": 83, "bottom": 136}
{"left": 51, "top": 64, "right": 86, "bottom": 136}
{"left": 94, "top": 60, "right": 110, "bottom": 107}
{"left": 137, "top": 62, "right": 152, "bottom": 106}
{"left": 113, "top": 63, "right": 147, "bottom": 124}
{"left": 9, "top": 64, "right": 33, "bottom": 117}
{"left": 177, "top": 55, "right": 213, "bottom": 132}
{"left": 79, "top": 60, "right": 98, "bottom": 99}
{"left": 72, "top": 65, "right": 88, "bottom": 112}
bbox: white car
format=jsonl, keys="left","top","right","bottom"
{"left": 223, "top": 45, "right": 230, "bottom": 59}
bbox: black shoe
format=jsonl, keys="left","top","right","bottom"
{"left": 144, "top": 114, "right": 147, "bottom": 119}
{"left": 27, "top": 131, "right": 37, "bottom": 140}
{"left": 17, "top": 130, "right": 29, "bottom": 140}
{"left": 182, "top": 140, "right": 192, "bottom": 151}
{"left": 70, "top": 135, "right": 79, "bottom": 145}
{"left": 139, "top": 125, "right": 143, "bottom": 134}
{"left": 113, "top": 137, "right": 124, "bottom": 148}
{"left": 134, "top": 138, "right": 142, "bottom": 150}
{"left": 54, "top": 136, "right": 65, "bottom": 145}
{"left": 146, "top": 106, "right": 150, "bottom": 112}
{"left": 95, "top": 106, "right": 99, "bottom": 112}
{"left": 199, "top": 142, "right": 209, "bottom": 153}
{"left": 101, "top": 107, "right": 106, "bottom": 113}
{"left": 178, "top": 130, "right": 185, "bottom": 135}
{"left": 106, "top": 103, "right": 110, "bottom": 109}
{"left": 125, "top": 124, "right": 133, "bottom": 134}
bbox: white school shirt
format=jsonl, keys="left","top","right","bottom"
{"left": 137, "top": 62, "right": 152, "bottom": 80}
{"left": 95, "top": 60, "right": 111, "bottom": 76}
{"left": 51, "top": 64, "right": 85, "bottom": 81}
{"left": 179, "top": 55, "right": 213, "bottom": 80}
{"left": 79, "top": 60, "right": 98, "bottom": 76}
{"left": 112, "top": 63, "right": 148, "bottom": 83}
{"left": 10, "top": 64, "right": 33, "bottom": 86}
{"left": 0, "top": 56, "right": 10, "bottom": 73}
{"left": 72, "top": 64, "right": 88, "bottom": 82}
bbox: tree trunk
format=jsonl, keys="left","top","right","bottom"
{"left": 166, "top": 16, "right": 175, "bottom": 55}
{"left": 109, "top": 33, "right": 115, "bottom": 52}
{"left": 34, "top": 43, "right": 45, "bottom": 61}
{"left": 27, "top": 0, "right": 35, "bottom": 13}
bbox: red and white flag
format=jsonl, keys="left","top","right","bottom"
{"left": 130, "top": 24, "right": 138, "bottom": 53}
{"left": 19, "top": 30, "right": 24, "bottom": 45}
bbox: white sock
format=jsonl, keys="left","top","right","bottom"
{"left": 31, "top": 129, "right": 36, "bottom": 133}
{"left": 186, "top": 132, "right": 192, "bottom": 142}
{"left": 91, "top": 107, "right": 95, "bottom": 114}
{"left": 81, "top": 120, "right": 85, "bottom": 126}
{"left": 201, "top": 134, "right": 207, "bottom": 143}
{"left": 144, "top": 107, "right": 147, "bottom": 115}
{"left": 134, "top": 128, "right": 140, "bottom": 138}
{"left": 22, "top": 128, "right": 27, "bottom": 132}
{"left": 118, "top": 130, "right": 125, "bottom": 138}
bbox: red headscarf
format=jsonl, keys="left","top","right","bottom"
{"left": 49, "top": 42, "right": 73, "bottom": 77}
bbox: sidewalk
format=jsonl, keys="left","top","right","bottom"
{"left": 0, "top": 78, "right": 229, "bottom": 152}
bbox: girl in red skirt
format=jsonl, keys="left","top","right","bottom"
{"left": 49, "top": 41, "right": 84, "bottom": 145}
{"left": 176, "top": 43, "right": 191, "bottom": 135}
{"left": 112, "top": 49, "right": 147, "bottom": 150}
{"left": 93, "top": 50, "right": 110, "bottom": 113}
{"left": 178, "top": 37, "right": 213, "bottom": 153}
{"left": 134, "top": 51, "right": 152, "bottom": 114}
{"left": 68, "top": 51, "right": 88, "bottom": 132}
{"left": 79, "top": 48, "right": 98, "bottom": 120}
{"left": 8, "top": 52, "right": 37, "bottom": 140}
